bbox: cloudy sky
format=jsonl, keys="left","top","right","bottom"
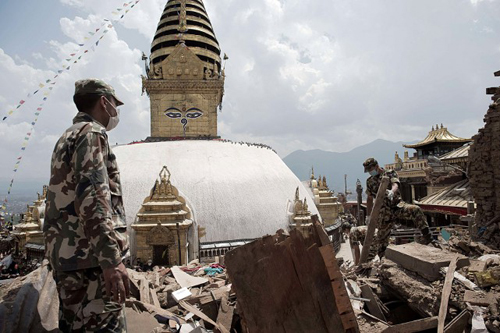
{"left": 0, "top": 0, "right": 499, "bottom": 193}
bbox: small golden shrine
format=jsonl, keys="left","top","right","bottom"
{"left": 310, "top": 171, "right": 343, "bottom": 227}
{"left": 290, "top": 187, "right": 313, "bottom": 237}
{"left": 12, "top": 186, "right": 47, "bottom": 259}
{"left": 131, "top": 166, "right": 193, "bottom": 266}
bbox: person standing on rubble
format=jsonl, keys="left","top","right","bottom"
{"left": 44, "top": 79, "right": 129, "bottom": 332}
{"left": 363, "top": 158, "right": 432, "bottom": 260}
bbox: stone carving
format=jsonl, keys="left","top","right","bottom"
{"left": 147, "top": 222, "right": 175, "bottom": 245}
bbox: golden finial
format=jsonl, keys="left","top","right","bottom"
{"left": 159, "top": 166, "right": 171, "bottom": 182}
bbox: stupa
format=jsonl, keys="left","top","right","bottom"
{"left": 114, "top": 0, "right": 320, "bottom": 261}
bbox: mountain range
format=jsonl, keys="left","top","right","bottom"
{"left": 282, "top": 139, "right": 417, "bottom": 199}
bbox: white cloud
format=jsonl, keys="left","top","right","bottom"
{"left": 1, "top": 0, "right": 499, "bottom": 184}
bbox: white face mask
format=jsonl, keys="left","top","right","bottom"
{"left": 104, "top": 97, "right": 120, "bottom": 131}
{"left": 369, "top": 169, "right": 378, "bottom": 177}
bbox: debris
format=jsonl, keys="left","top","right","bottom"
{"left": 464, "top": 290, "right": 497, "bottom": 306}
{"left": 470, "top": 305, "right": 488, "bottom": 333}
{"left": 474, "top": 268, "right": 500, "bottom": 288}
{"left": 360, "top": 284, "right": 386, "bottom": 322}
{"left": 441, "top": 267, "right": 478, "bottom": 290}
{"left": 379, "top": 259, "right": 440, "bottom": 317}
{"left": 469, "top": 259, "right": 488, "bottom": 272}
{"left": 382, "top": 316, "right": 438, "bottom": 333}
{"left": 443, "top": 309, "right": 471, "bottom": 333}
{"left": 385, "top": 243, "right": 469, "bottom": 281}
{"left": 171, "top": 266, "right": 208, "bottom": 289}
{"left": 172, "top": 287, "right": 192, "bottom": 303}
{"left": 225, "top": 226, "right": 359, "bottom": 333}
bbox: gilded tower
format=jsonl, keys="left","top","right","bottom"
{"left": 143, "top": 0, "right": 225, "bottom": 139}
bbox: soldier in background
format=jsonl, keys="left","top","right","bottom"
{"left": 363, "top": 158, "right": 431, "bottom": 260}
{"left": 44, "top": 79, "right": 129, "bottom": 332}
{"left": 342, "top": 222, "right": 379, "bottom": 265}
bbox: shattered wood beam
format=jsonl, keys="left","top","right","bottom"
{"left": 438, "top": 255, "right": 459, "bottom": 333}
{"left": 382, "top": 316, "right": 438, "bottom": 333}
{"left": 359, "top": 177, "right": 390, "bottom": 265}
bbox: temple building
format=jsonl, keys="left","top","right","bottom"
{"left": 114, "top": 0, "right": 322, "bottom": 262}
{"left": 384, "top": 125, "right": 471, "bottom": 226}
{"left": 131, "top": 166, "right": 193, "bottom": 266}
{"left": 385, "top": 124, "right": 471, "bottom": 203}
{"left": 403, "top": 124, "right": 471, "bottom": 159}
{"left": 11, "top": 186, "right": 47, "bottom": 260}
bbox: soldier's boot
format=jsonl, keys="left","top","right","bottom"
{"left": 417, "top": 227, "right": 432, "bottom": 245}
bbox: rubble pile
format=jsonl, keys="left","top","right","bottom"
{"left": 341, "top": 239, "right": 500, "bottom": 333}
{"left": 469, "top": 78, "right": 500, "bottom": 248}
{"left": 0, "top": 259, "right": 237, "bottom": 333}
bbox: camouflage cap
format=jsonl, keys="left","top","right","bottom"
{"left": 363, "top": 157, "right": 378, "bottom": 172}
{"left": 74, "top": 79, "right": 124, "bottom": 106}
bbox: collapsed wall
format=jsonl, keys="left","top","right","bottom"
{"left": 468, "top": 70, "right": 500, "bottom": 247}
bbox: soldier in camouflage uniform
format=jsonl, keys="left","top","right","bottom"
{"left": 44, "top": 79, "right": 129, "bottom": 332}
{"left": 363, "top": 158, "right": 431, "bottom": 260}
{"left": 342, "top": 223, "right": 378, "bottom": 264}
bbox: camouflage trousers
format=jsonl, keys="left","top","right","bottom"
{"left": 54, "top": 267, "right": 126, "bottom": 333}
{"left": 374, "top": 202, "right": 429, "bottom": 258}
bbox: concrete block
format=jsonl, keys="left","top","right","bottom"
{"left": 385, "top": 243, "right": 470, "bottom": 281}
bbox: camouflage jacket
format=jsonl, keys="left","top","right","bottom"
{"left": 44, "top": 112, "right": 128, "bottom": 271}
{"left": 366, "top": 169, "right": 401, "bottom": 209}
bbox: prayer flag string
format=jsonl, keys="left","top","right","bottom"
{"left": 0, "top": 0, "right": 141, "bottom": 219}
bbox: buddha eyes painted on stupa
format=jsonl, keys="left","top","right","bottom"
{"left": 164, "top": 107, "right": 204, "bottom": 120}
{"left": 164, "top": 106, "right": 204, "bottom": 136}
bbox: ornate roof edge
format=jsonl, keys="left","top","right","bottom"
{"left": 403, "top": 124, "right": 471, "bottom": 149}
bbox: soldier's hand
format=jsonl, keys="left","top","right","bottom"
{"left": 103, "top": 262, "right": 130, "bottom": 304}
{"left": 386, "top": 189, "right": 395, "bottom": 201}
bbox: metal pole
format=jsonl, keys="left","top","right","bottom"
{"left": 356, "top": 179, "right": 363, "bottom": 225}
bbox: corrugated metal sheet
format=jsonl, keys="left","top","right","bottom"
{"left": 415, "top": 179, "right": 469, "bottom": 208}
{"left": 440, "top": 144, "right": 470, "bottom": 161}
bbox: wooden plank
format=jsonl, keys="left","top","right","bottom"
{"left": 319, "top": 244, "right": 359, "bottom": 332}
{"left": 359, "top": 177, "right": 390, "bottom": 265}
{"left": 383, "top": 317, "right": 438, "bottom": 333}
{"left": 438, "top": 255, "right": 459, "bottom": 333}
{"left": 444, "top": 309, "right": 471, "bottom": 333}
{"left": 225, "top": 230, "right": 350, "bottom": 333}
{"left": 150, "top": 288, "right": 161, "bottom": 308}
{"left": 360, "top": 284, "right": 386, "bottom": 322}
{"left": 138, "top": 277, "right": 151, "bottom": 304}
